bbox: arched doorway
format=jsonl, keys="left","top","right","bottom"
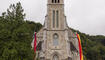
{"left": 53, "top": 54, "right": 59, "bottom": 60}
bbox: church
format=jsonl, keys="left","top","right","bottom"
{"left": 32, "top": 0, "right": 80, "bottom": 60}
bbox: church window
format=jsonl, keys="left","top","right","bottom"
{"left": 53, "top": 54, "right": 59, "bottom": 60}
{"left": 56, "top": 0, "right": 59, "bottom": 3}
{"left": 55, "top": 0, "right": 57, "bottom": 3}
{"left": 53, "top": 10, "right": 55, "bottom": 28}
{"left": 52, "top": 0, "right": 54, "bottom": 3}
{"left": 58, "top": 0, "right": 60, "bottom": 3}
{"left": 52, "top": 0, "right": 60, "bottom": 3}
{"left": 56, "top": 10, "right": 59, "bottom": 28}
{"left": 53, "top": 34, "right": 59, "bottom": 46}
{"left": 52, "top": 0, "right": 59, "bottom": 3}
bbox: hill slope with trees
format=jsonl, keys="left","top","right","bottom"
{"left": 71, "top": 28, "right": 105, "bottom": 60}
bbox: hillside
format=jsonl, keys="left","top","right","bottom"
{"left": 71, "top": 28, "right": 105, "bottom": 60}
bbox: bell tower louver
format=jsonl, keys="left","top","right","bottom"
{"left": 45, "top": 0, "right": 67, "bottom": 30}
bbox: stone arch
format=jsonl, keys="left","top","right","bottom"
{"left": 51, "top": 52, "right": 60, "bottom": 60}
{"left": 53, "top": 54, "right": 59, "bottom": 60}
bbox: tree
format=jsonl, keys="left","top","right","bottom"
{"left": 0, "top": 2, "right": 36, "bottom": 60}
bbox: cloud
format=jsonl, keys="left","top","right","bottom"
{"left": 0, "top": 0, "right": 105, "bottom": 35}
{"left": 65, "top": 0, "right": 105, "bottom": 35}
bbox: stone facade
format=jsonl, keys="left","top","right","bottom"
{"left": 32, "top": 0, "right": 80, "bottom": 60}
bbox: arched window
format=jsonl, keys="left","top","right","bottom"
{"left": 56, "top": 10, "right": 59, "bottom": 28}
{"left": 55, "top": 0, "right": 57, "bottom": 3}
{"left": 53, "top": 34, "right": 59, "bottom": 46}
{"left": 58, "top": 0, "right": 60, "bottom": 3}
{"left": 53, "top": 10, "right": 55, "bottom": 28}
{"left": 52, "top": 0, "right": 54, "bottom": 3}
{"left": 52, "top": 0, "right": 59, "bottom": 3}
{"left": 53, "top": 54, "right": 59, "bottom": 60}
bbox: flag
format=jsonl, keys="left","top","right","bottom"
{"left": 76, "top": 33, "right": 83, "bottom": 60}
{"left": 34, "top": 32, "right": 37, "bottom": 53}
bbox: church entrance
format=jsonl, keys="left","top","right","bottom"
{"left": 53, "top": 54, "right": 59, "bottom": 60}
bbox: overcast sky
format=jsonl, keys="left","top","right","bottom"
{"left": 0, "top": 0, "right": 105, "bottom": 36}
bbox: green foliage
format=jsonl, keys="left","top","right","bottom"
{"left": 71, "top": 28, "right": 105, "bottom": 60}
{"left": 0, "top": 2, "right": 42, "bottom": 60}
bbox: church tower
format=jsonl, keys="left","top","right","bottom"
{"left": 32, "top": 0, "right": 80, "bottom": 60}
{"left": 46, "top": 0, "right": 67, "bottom": 30}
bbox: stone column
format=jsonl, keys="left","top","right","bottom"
{"left": 65, "top": 30, "right": 69, "bottom": 56}
{"left": 40, "top": 29, "right": 47, "bottom": 59}
{"left": 43, "top": 29, "right": 47, "bottom": 52}
{"left": 43, "top": 16, "right": 47, "bottom": 52}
